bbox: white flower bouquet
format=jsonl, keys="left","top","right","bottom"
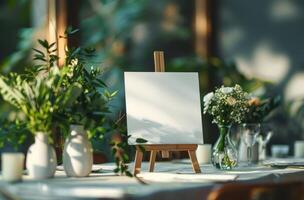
{"left": 203, "top": 84, "right": 250, "bottom": 169}
{"left": 203, "top": 84, "right": 249, "bottom": 126}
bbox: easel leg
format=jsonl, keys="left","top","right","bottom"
{"left": 149, "top": 150, "right": 157, "bottom": 172}
{"left": 188, "top": 150, "right": 201, "bottom": 173}
{"left": 133, "top": 150, "right": 143, "bottom": 175}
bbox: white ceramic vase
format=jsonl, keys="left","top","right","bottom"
{"left": 26, "top": 132, "right": 57, "bottom": 179}
{"left": 63, "top": 125, "right": 93, "bottom": 177}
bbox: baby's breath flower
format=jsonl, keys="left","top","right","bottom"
{"left": 220, "top": 87, "right": 233, "bottom": 94}
{"left": 203, "top": 92, "right": 214, "bottom": 103}
{"left": 203, "top": 84, "right": 249, "bottom": 125}
{"left": 70, "top": 58, "right": 78, "bottom": 67}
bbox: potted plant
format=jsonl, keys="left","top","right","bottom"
{"left": 60, "top": 47, "right": 116, "bottom": 177}
{"left": 0, "top": 66, "right": 81, "bottom": 179}
{"left": 0, "top": 28, "right": 127, "bottom": 177}
{"left": 30, "top": 29, "right": 117, "bottom": 177}
{"left": 203, "top": 84, "right": 249, "bottom": 169}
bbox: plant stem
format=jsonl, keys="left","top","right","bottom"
{"left": 218, "top": 126, "right": 228, "bottom": 151}
{"left": 247, "top": 146, "right": 252, "bottom": 166}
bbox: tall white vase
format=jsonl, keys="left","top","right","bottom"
{"left": 26, "top": 133, "right": 57, "bottom": 179}
{"left": 63, "top": 125, "right": 93, "bottom": 177}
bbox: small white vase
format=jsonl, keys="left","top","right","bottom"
{"left": 63, "top": 125, "right": 93, "bottom": 177}
{"left": 26, "top": 133, "right": 57, "bottom": 179}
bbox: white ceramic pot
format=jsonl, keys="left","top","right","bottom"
{"left": 26, "top": 133, "right": 57, "bottom": 179}
{"left": 63, "top": 125, "right": 93, "bottom": 177}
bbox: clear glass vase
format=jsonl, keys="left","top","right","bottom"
{"left": 211, "top": 125, "right": 238, "bottom": 170}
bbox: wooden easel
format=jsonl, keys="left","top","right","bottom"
{"left": 133, "top": 51, "right": 201, "bottom": 175}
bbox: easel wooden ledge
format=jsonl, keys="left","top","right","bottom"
{"left": 133, "top": 51, "right": 202, "bottom": 175}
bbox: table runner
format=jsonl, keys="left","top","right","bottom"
{"left": 1, "top": 159, "right": 304, "bottom": 200}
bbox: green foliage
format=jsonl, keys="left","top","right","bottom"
{"left": 286, "top": 99, "right": 304, "bottom": 134}
{"left": 0, "top": 68, "right": 82, "bottom": 135}
{"left": 245, "top": 96, "right": 281, "bottom": 123}
{"left": 0, "top": 119, "right": 31, "bottom": 149}
{"left": 0, "top": 28, "right": 133, "bottom": 175}
{"left": 30, "top": 39, "right": 59, "bottom": 76}
{"left": 62, "top": 57, "right": 114, "bottom": 126}
{"left": 25, "top": 29, "right": 117, "bottom": 140}
{"left": 108, "top": 114, "right": 133, "bottom": 177}
{"left": 135, "top": 138, "right": 147, "bottom": 143}
{"left": 61, "top": 32, "right": 117, "bottom": 136}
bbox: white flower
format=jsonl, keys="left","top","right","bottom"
{"left": 203, "top": 92, "right": 214, "bottom": 113}
{"left": 220, "top": 87, "right": 233, "bottom": 94}
{"left": 203, "top": 92, "right": 214, "bottom": 104}
{"left": 70, "top": 58, "right": 78, "bottom": 67}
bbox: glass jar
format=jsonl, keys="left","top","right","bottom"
{"left": 211, "top": 125, "right": 238, "bottom": 170}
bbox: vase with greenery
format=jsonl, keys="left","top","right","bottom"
{"left": 0, "top": 27, "right": 133, "bottom": 177}
{"left": 203, "top": 84, "right": 249, "bottom": 169}
{"left": 61, "top": 41, "right": 116, "bottom": 176}
{"left": 0, "top": 65, "right": 82, "bottom": 179}
{"left": 29, "top": 30, "right": 117, "bottom": 177}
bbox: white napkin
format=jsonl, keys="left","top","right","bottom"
{"left": 137, "top": 172, "right": 237, "bottom": 183}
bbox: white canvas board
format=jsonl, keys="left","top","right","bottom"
{"left": 124, "top": 72, "right": 203, "bottom": 145}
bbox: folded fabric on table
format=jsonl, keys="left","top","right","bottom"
{"left": 137, "top": 172, "right": 238, "bottom": 183}
{"left": 263, "top": 158, "right": 304, "bottom": 169}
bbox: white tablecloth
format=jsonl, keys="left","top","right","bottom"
{"left": 1, "top": 158, "right": 304, "bottom": 200}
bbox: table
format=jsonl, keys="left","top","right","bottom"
{"left": 1, "top": 158, "right": 304, "bottom": 200}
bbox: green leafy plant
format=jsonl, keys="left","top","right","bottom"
{"left": 0, "top": 119, "right": 31, "bottom": 150}
{"left": 0, "top": 67, "right": 82, "bottom": 136}
{"left": 62, "top": 49, "right": 117, "bottom": 129}
{"left": 245, "top": 95, "right": 281, "bottom": 123}
{"left": 31, "top": 29, "right": 117, "bottom": 138}
{"left": 0, "top": 26, "right": 141, "bottom": 176}
{"left": 105, "top": 113, "right": 147, "bottom": 177}
{"left": 29, "top": 29, "right": 136, "bottom": 176}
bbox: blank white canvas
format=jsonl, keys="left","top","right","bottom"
{"left": 124, "top": 72, "right": 203, "bottom": 145}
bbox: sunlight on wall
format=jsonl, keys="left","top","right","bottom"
{"left": 285, "top": 73, "right": 304, "bottom": 100}
{"left": 235, "top": 42, "right": 290, "bottom": 83}
{"left": 271, "top": 0, "right": 302, "bottom": 21}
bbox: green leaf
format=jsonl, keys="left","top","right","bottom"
{"left": 64, "top": 26, "right": 79, "bottom": 35}
{"left": 0, "top": 75, "right": 25, "bottom": 108}
{"left": 33, "top": 55, "right": 47, "bottom": 62}
{"left": 135, "top": 138, "right": 148, "bottom": 143}
{"left": 84, "top": 47, "right": 96, "bottom": 54}
{"left": 112, "top": 148, "right": 117, "bottom": 155}
{"left": 49, "top": 42, "right": 56, "bottom": 49}
{"left": 113, "top": 168, "right": 120, "bottom": 173}
{"left": 32, "top": 48, "right": 45, "bottom": 56}
{"left": 111, "top": 90, "right": 118, "bottom": 97}
{"left": 38, "top": 39, "right": 49, "bottom": 49}
{"left": 125, "top": 171, "right": 133, "bottom": 177}
{"left": 57, "top": 83, "right": 82, "bottom": 108}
